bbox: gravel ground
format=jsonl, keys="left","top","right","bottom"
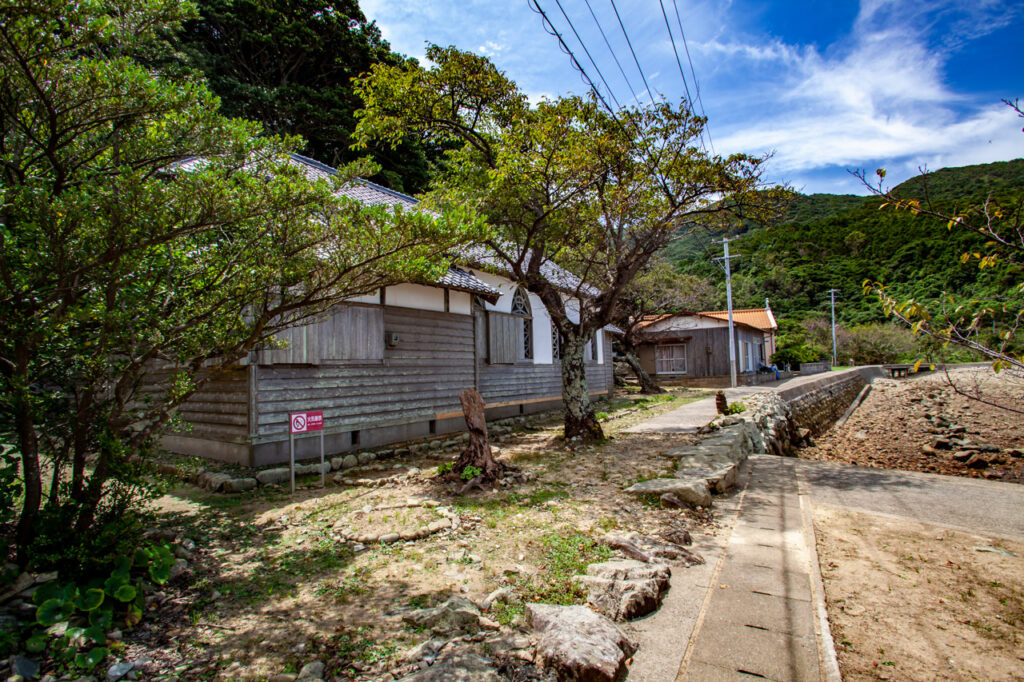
{"left": 799, "top": 367, "right": 1024, "bottom": 483}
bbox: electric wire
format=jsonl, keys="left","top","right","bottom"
{"left": 527, "top": 0, "right": 618, "bottom": 115}
{"left": 671, "top": 0, "right": 715, "bottom": 154}
{"left": 658, "top": 0, "right": 695, "bottom": 111}
{"left": 608, "top": 0, "right": 657, "bottom": 106}
{"left": 581, "top": 0, "right": 642, "bottom": 107}
{"left": 551, "top": 0, "right": 623, "bottom": 109}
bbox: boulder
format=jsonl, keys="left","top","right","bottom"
{"left": 296, "top": 661, "right": 324, "bottom": 681}
{"left": 578, "top": 560, "right": 672, "bottom": 622}
{"left": 256, "top": 467, "right": 291, "bottom": 486}
{"left": 195, "top": 471, "right": 232, "bottom": 491}
{"left": 624, "top": 478, "right": 711, "bottom": 507}
{"left": 223, "top": 477, "right": 257, "bottom": 493}
{"left": 526, "top": 603, "right": 637, "bottom": 682}
{"left": 402, "top": 596, "right": 482, "bottom": 637}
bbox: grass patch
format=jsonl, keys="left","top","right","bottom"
{"left": 514, "top": 532, "right": 612, "bottom": 606}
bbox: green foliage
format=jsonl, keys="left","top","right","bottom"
{"left": 459, "top": 465, "right": 482, "bottom": 481}
{"left": 771, "top": 319, "right": 826, "bottom": 367}
{"left": 20, "top": 544, "right": 175, "bottom": 672}
{"left": 0, "top": 0, "right": 484, "bottom": 564}
{"left": 669, "top": 160, "right": 1024, "bottom": 329}
{"left": 435, "top": 461, "right": 454, "bottom": 476}
{"left": 512, "top": 533, "right": 612, "bottom": 607}
{"left": 174, "top": 0, "right": 436, "bottom": 193}
{"left": 724, "top": 401, "right": 746, "bottom": 415}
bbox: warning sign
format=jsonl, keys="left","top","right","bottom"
{"left": 290, "top": 410, "right": 324, "bottom": 434}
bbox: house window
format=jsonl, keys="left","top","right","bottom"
{"left": 552, "top": 325, "right": 561, "bottom": 359}
{"left": 655, "top": 344, "right": 687, "bottom": 374}
{"left": 511, "top": 288, "right": 532, "bottom": 360}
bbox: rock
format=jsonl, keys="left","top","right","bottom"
{"left": 168, "top": 558, "right": 189, "bottom": 581}
{"left": 951, "top": 450, "right": 974, "bottom": 462}
{"left": 427, "top": 518, "right": 452, "bottom": 533}
{"left": 396, "top": 645, "right": 500, "bottom": 681}
{"left": 106, "top": 662, "right": 134, "bottom": 682}
{"left": 223, "top": 477, "right": 257, "bottom": 493}
{"left": 403, "top": 638, "right": 448, "bottom": 663}
{"left": 932, "top": 438, "right": 953, "bottom": 450}
{"left": 296, "top": 661, "right": 324, "bottom": 680}
{"left": 12, "top": 657, "right": 38, "bottom": 680}
{"left": 579, "top": 560, "right": 672, "bottom": 621}
{"left": 256, "top": 467, "right": 291, "bottom": 486}
{"left": 357, "top": 452, "right": 375, "bottom": 465}
{"left": 481, "top": 587, "right": 511, "bottom": 611}
{"left": 330, "top": 456, "right": 344, "bottom": 471}
{"left": 379, "top": 533, "right": 401, "bottom": 544}
{"left": 526, "top": 603, "right": 637, "bottom": 682}
{"left": 965, "top": 454, "right": 990, "bottom": 469}
{"left": 402, "top": 596, "right": 482, "bottom": 636}
{"left": 267, "top": 675, "right": 297, "bottom": 682}
{"left": 195, "top": 471, "right": 232, "bottom": 491}
{"left": 624, "top": 478, "right": 711, "bottom": 507}
{"left": 920, "top": 444, "right": 938, "bottom": 456}
{"left": 341, "top": 454, "right": 359, "bottom": 469}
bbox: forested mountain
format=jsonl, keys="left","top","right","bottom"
{"left": 668, "top": 159, "right": 1024, "bottom": 326}
{"left": 174, "top": 0, "right": 440, "bottom": 193}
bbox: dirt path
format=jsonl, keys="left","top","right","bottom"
{"left": 813, "top": 507, "right": 1024, "bottom": 681}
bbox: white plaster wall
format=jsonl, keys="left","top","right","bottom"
{"left": 648, "top": 315, "right": 725, "bottom": 332}
{"left": 469, "top": 269, "right": 517, "bottom": 313}
{"left": 346, "top": 291, "right": 381, "bottom": 305}
{"left": 449, "top": 291, "right": 472, "bottom": 315}
{"left": 385, "top": 283, "right": 446, "bottom": 312}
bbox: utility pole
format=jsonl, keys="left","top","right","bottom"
{"left": 715, "top": 238, "right": 741, "bottom": 387}
{"left": 827, "top": 288, "right": 840, "bottom": 367}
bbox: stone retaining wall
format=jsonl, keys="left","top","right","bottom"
{"left": 741, "top": 367, "right": 885, "bottom": 455}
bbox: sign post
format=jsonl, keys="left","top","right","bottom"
{"left": 289, "top": 410, "right": 325, "bottom": 494}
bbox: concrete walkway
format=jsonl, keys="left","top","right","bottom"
{"left": 625, "top": 372, "right": 853, "bottom": 434}
{"left": 674, "top": 456, "right": 836, "bottom": 681}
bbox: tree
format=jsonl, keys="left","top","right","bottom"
{"left": 354, "top": 45, "right": 775, "bottom": 441}
{"left": 859, "top": 99, "right": 1024, "bottom": 391}
{"left": 0, "top": 0, "right": 482, "bottom": 567}
{"left": 174, "top": 0, "right": 437, "bottom": 193}
{"left": 613, "top": 260, "right": 716, "bottom": 393}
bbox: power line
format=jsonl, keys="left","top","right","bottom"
{"left": 551, "top": 0, "right": 623, "bottom": 109}
{"left": 581, "top": 0, "right": 642, "bottom": 107}
{"left": 671, "top": 0, "right": 715, "bottom": 154}
{"left": 658, "top": 0, "right": 695, "bottom": 111}
{"left": 527, "top": 0, "right": 618, "bottom": 115}
{"left": 608, "top": 0, "right": 657, "bottom": 106}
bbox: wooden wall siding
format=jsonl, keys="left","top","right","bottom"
{"left": 143, "top": 365, "right": 250, "bottom": 443}
{"left": 479, "top": 332, "right": 612, "bottom": 405}
{"left": 259, "top": 305, "right": 384, "bottom": 365}
{"left": 640, "top": 327, "right": 765, "bottom": 378}
{"left": 254, "top": 306, "right": 475, "bottom": 443}
{"left": 487, "top": 311, "right": 520, "bottom": 364}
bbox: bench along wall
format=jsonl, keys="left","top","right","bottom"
{"left": 162, "top": 292, "right": 614, "bottom": 468}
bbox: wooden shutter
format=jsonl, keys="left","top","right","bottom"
{"left": 488, "top": 312, "right": 518, "bottom": 364}
{"left": 319, "top": 305, "right": 384, "bottom": 362}
{"left": 259, "top": 321, "right": 319, "bottom": 365}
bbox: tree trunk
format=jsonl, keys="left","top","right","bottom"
{"left": 452, "top": 388, "right": 509, "bottom": 483}
{"left": 13, "top": 343, "right": 41, "bottom": 566}
{"left": 623, "top": 350, "right": 664, "bottom": 394}
{"left": 560, "top": 330, "right": 604, "bottom": 441}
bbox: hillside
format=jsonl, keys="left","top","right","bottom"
{"left": 669, "top": 159, "right": 1024, "bottom": 325}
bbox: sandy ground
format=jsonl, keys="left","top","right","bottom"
{"left": 800, "top": 368, "right": 1024, "bottom": 483}
{"left": 123, "top": 389, "right": 721, "bottom": 680}
{"left": 814, "top": 507, "right": 1024, "bottom": 681}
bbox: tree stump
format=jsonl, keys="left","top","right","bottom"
{"left": 451, "top": 388, "right": 511, "bottom": 484}
{"left": 715, "top": 390, "right": 729, "bottom": 414}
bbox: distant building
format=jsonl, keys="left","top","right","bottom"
{"left": 633, "top": 302, "right": 780, "bottom": 387}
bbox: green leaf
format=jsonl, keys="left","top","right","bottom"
{"left": 104, "top": 574, "right": 128, "bottom": 596}
{"left": 36, "top": 598, "right": 74, "bottom": 626}
{"left": 113, "top": 585, "right": 137, "bottom": 602}
{"left": 148, "top": 562, "right": 170, "bottom": 585}
{"left": 84, "top": 625, "right": 106, "bottom": 644}
{"left": 124, "top": 605, "right": 143, "bottom": 628}
{"left": 25, "top": 633, "right": 48, "bottom": 653}
{"left": 88, "top": 608, "right": 113, "bottom": 630}
{"left": 77, "top": 588, "right": 105, "bottom": 612}
{"left": 74, "top": 646, "right": 108, "bottom": 670}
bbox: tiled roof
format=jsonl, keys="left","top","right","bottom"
{"left": 699, "top": 308, "right": 777, "bottom": 331}
{"left": 437, "top": 267, "right": 500, "bottom": 301}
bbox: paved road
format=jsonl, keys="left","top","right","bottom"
{"left": 795, "top": 459, "right": 1024, "bottom": 541}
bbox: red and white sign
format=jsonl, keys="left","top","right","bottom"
{"left": 290, "top": 410, "right": 323, "bottom": 434}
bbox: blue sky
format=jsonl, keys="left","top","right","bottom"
{"left": 360, "top": 0, "right": 1024, "bottom": 195}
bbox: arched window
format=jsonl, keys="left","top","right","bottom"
{"left": 511, "top": 288, "right": 533, "bottom": 360}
